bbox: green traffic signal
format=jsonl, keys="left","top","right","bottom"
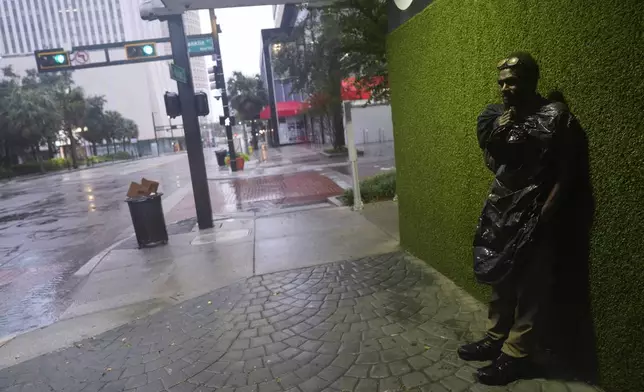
{"left": 35, "top": 50, "right": 70, "bottom": 71}
{"left": 125, "top": 43, "right": 157, "bottom": 59}
{"left": 142, "top": 45, "right": 154, "bottom": 56}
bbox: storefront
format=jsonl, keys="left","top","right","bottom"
{"left": 259, "top": 101, "right": 309, "bottom": 146}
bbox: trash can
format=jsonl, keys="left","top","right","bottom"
{"left": 126, "top": 193, "right": 168, "bottom": 248}
{"left": 215, "top": 149, "right": 227, "bottom": 166}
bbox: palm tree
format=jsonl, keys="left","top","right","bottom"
{"left": 227, "top": 71, "right": 268, "bottom": 149}
{"left": 58, "top": 88, "right": 86, "bottom": 168}
{"left": 21, "top": 69, "right": 63, "bottom": 159}
{"left": 0, "top": 67, "right": 61, "bottom": 168}
{"left": 37, "top": 71, "right": 86, "bottom": 168}
{"left": 120, "top": 118, "right": 138, "bottom": 153}
{"left": 103, "top": 110, "right": 126, "bottom": 155}
{"left": 82, "top": 96, "right": 107, "bottom": 156}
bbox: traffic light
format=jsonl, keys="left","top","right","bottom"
{"left": 125, "top": 43, "right": 157, "bottom": 59}
{"left": 208, "top": 63, "right": 225, "bottom": 90}
{"left": 164, "top": 92, "right": 181, "bottom": 119}
{"left": 35, "top": 49, "right": 70, "bottom": 71}
{"left": 195, "top": 92, "right": 210, "bottom": 117}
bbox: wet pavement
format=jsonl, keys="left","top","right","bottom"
{"left": 0, "top": 143, "right": 395, "bottom": 341}
{"left": 330, "top": 142, "right": 396, "bottom": 180}
{"left": 0, "top": 154, "right": 196, "bottom": 338}
{"left": 166, "top": 172, "right": 344, "bottom": 224}
{"left": 0, "top": 252, "right": 602, "bottom": 392}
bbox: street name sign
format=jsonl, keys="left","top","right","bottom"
{"left": 169, "top": 63, "right": 188, "bottom": 84}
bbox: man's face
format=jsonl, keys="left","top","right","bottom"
{"left": 498, "top": 68, "right": 526, "bottom": 108}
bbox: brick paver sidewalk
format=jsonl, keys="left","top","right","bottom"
{"left": 166, "top": 172, "right": 343, "bottom": 222}
{"left": 0, "top": 252, "right": 600, "bottom": 392}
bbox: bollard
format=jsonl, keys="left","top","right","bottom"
{"left": 261, "top": 143, "right": 268, "bottom": 162}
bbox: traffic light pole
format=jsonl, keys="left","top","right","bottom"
{"left": 167, "top": 15, "right": 213, "bottom": 230}
{"left": 209, "top": 9, "right": 237, "bottom": 172}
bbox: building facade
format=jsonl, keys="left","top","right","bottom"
{"left": 0, "top": 1, "right": 211, "bottom": 149}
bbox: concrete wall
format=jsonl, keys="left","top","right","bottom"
{"left": 348, "top": 102, "right": 394, "bottom": 145}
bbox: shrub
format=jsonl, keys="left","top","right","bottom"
{"left": 44, "top": 157, "right": 70, "bottom": 170}
{"left": 11, "top": 162, "right": 43, "bottom": 175}
{"left": 343, "top": 171, "right": 396, "bottom": 206}
{"left": 0, "top": 167, "right": 13, "bottom": 179}
{"left": 112, "top": 151, "right": 131, "bottom": 160}
{"left": 224, "top": 153, "right": 250, "bottom": 166}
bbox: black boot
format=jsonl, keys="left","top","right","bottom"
{"left": 457, "top": 336, "right": 503, "bottom": 361}
{"left": 476, "top": 353, "right": 531, "bottom": 385}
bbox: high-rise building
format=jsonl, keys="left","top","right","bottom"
{"left": 0, "top": 1, "right": 212, "bottom": 151}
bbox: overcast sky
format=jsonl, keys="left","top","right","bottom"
{"left": 199, "top": 6, "right": 274, "bottom": 79}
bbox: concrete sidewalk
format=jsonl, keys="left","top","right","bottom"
{"left": 0, "top": 202, "right": 602, "bottom": 392}
{"left": 0, "top": 205, "right": 398, "bottom": 370}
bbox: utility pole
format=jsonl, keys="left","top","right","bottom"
{"left": 167, "top": 14, "right": 213, "bottom": 230}
{"left": 262, "top": 40, "right": 280, "bottom": 147}
{"left": 151, "top": 112, "right": 160, "bottom": 156}
{"left": 209, "top": 9, "right": 237, "bottom": 172}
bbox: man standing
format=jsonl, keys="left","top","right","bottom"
{"left": 457, "top": 52, "right": 581, "bottom": 385}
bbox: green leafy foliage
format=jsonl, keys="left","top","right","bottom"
{"left": 227, "top": 72, "right": 268, "bottom": 121}
{"left": 0, "top": 68, "right": 138, "bottom": 171}
{"left": 387, "top": 0, "right": 644, "bottom": 390}
{"left": 332, "top": 0, "right": 389, "bottom": 102}
{"left": 343, "top": 171, "right": 396, "bottom": 206}
{"left": 273, "top": 8, "right": 347, "bottom": 148}
{"left": 110, "top": 151, "right": 131, "bottom": 160}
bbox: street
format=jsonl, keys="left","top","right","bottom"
{"left": 0, "top": 144, "right": 395, "bottom": 340}
{"left": 0, "top": 154, "right": 194, "bottom": 338}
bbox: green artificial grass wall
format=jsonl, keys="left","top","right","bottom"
{"left": 387, "top": 0, "right": 644, "bottom": 390}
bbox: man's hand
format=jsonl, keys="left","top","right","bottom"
{"left": 541, "top": 201, "right": 555, "bottom": 222}
{"left": 541, "top": 183, "right": 561, "bottom": 222}
{"left": 498, "top": 108, "right": 516, "bottom": 127}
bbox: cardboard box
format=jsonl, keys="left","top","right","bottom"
{"left": 126, "top": 178, "right": 159, "bottom": 198}
{"left": 141, "top": 178, "right": 159, "bottom": 194}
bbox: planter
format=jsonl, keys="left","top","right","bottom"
{"left": 235, "top": 157, "right": 245, "bottom": 170}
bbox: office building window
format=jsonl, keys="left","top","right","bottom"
{"left": 11, "top": 7, "right": 24, "bottom": 53}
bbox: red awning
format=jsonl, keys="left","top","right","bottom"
{"left": 259, "top": 101, "right": 305, "bottom": 119}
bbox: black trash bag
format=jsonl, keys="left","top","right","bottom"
{"left": 473, "top": 98, "right": 575, "bottom": 285}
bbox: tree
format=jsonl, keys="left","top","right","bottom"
{"left": 103, "top": 110, "right": 124, "bottom": 155}
{"left": 332, "top": 0, "right": 389, "bottom": 102}
{"left": 82, "top": 95, "right": 107, "bottom": 156}
{"left": 271, "top": 1, "right": 388, "bottom": 148}
{"left": 227, "top": 71, "right": 268, "bottom": 149}
{"left": 21, "top": 69, "right": 64, "bottom": 159}
{"left": 0, "top": 67, "right": 62, "bottom": 168}
{"left": 273, "top": 8, "right": 347, "bottom": 148}
{"left": 121, "top": 118, "right": 138, "bottom": 152}
{"left": 38, "top": 72, "right": 86, "bottom": 168}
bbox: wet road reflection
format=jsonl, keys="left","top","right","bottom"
{"left": 0, "top": 154, "right": 195, "bottom": 337}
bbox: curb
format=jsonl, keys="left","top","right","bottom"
{"left": 327, "top": 196, "right": 346, "bottom": 207}
{"left": 319, "top": 150, "right": 365, "bottom": 158}
{"left": 73, "top": 183, "right": 192, "bottom": 277}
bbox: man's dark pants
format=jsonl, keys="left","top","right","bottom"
{"left": 486, "top": 228, "right": 555, "bottom": 358}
